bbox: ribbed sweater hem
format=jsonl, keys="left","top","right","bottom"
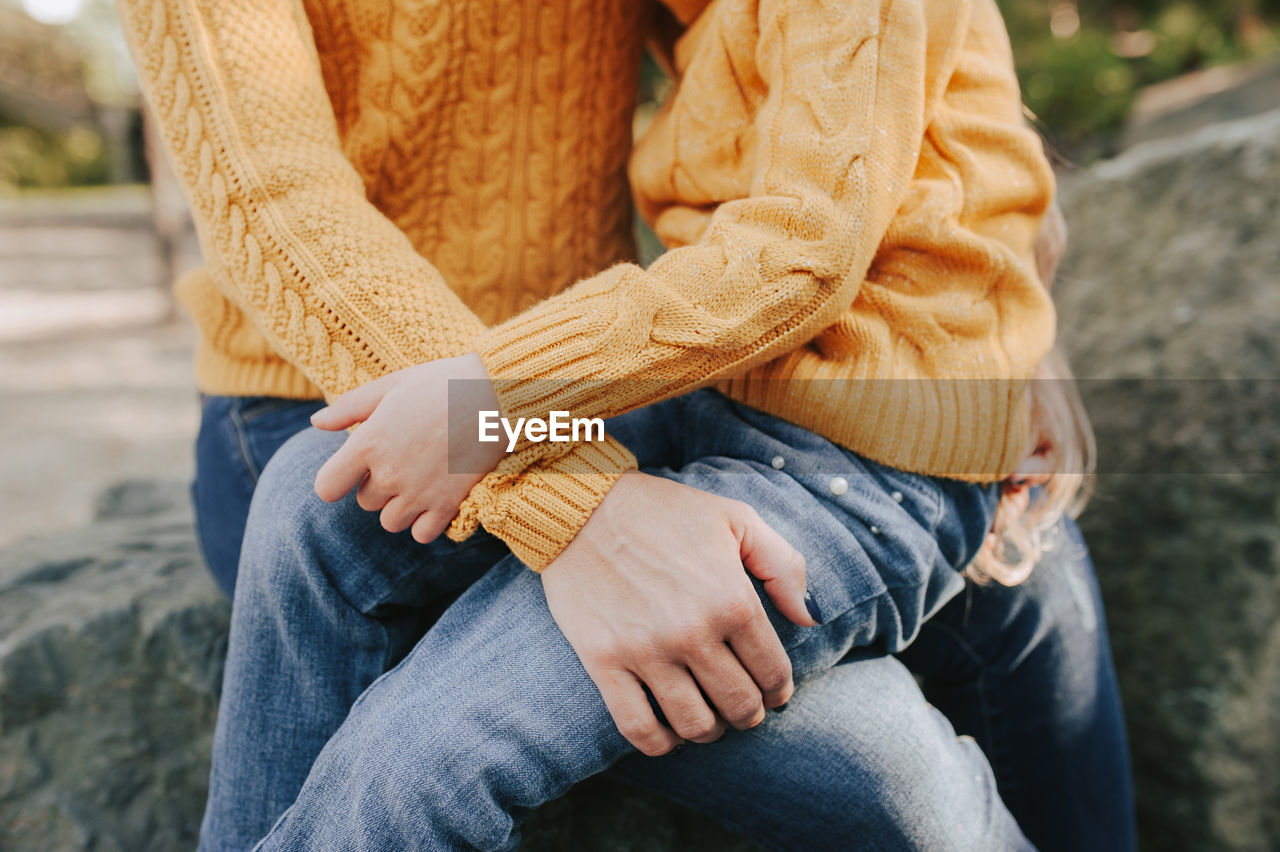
{"left": 716, "top": 370, "right": 1033, "bottom": 484}
{"left": 193, "top": 341, "right": 324, "bottom": 400}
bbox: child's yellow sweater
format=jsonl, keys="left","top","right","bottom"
{"left": 118, "top": 0, "right": 1055, "bottom": 569}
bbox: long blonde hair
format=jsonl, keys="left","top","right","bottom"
{"left": 966, "top": 202, "right": 1096, "bottom": 585}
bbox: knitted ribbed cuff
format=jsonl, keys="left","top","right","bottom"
{"left": 447, "top": 434, "right": 637, "bottom": 570}
{"left": 475, "top": 264, "right": 653, "bottom": 426}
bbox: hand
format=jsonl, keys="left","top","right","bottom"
{"left": 541, "top": 473, "right": 818, "bottom": 757}
{"left": 311, "top": 353, "right": 506, "bottom": 543}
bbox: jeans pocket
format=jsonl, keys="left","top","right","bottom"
{"left": 230, "top": 396, "right": 326, "bottom": 482}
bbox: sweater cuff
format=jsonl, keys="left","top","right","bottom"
{"left": 446, "top": 433, "right": 637, "bottom": 570}
{"left": 475, "top": 263, "right": 651, "bottom": 424}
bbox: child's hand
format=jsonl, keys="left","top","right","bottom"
{"left": 311, "top": 353, "right": 507, "bottom": 543}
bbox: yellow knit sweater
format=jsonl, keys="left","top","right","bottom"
{"left": 118, "top": 0, "right": 1055, "bottom": 569}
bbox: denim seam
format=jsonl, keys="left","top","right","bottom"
{"left": 914, "top": 618, "right": 1018, "bottom": 803}
{"left": 347, "top": 621, "right": 429, "bottom": 718}
{"left": 924, "top": 485, "right": 945, "bottom": 535}
{"left": 228, "top": 403, "right": 263, "bottom": 484}
{"left": 188, "top": 480, "right": 222, "bottom": 578}
{"left": 375, "top": 618, "right": 398, "bottom": 694}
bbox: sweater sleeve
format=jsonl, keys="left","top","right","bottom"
{"left": 116, "top": 0, "right": 486, "bottom": 395}
{"left": 448, "top": 0, "right": 929, "bottom": 561}
{"left": 119, "top": 0, "right": 641, "bottom": 569}
{"left": 478, "top": 0, "right": 925, "bottom": 412}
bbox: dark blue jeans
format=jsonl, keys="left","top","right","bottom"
{"left": 193, "top": 392, "right": 1135, "bottom": 851}
{"left": 193, "top": 395, "right": 327, "bottom": 598}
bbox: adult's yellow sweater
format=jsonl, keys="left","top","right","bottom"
{"left": 118, "top": 0, "right": 1056, "bottom": 569}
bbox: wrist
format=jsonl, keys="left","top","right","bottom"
{"left": 447, "top": 436, "right": 638, "bottom": 570}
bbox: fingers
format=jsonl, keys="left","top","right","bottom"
{"left": 379, "top": 497, "right": 417, "bottom": 534}
{"left": 736, "top": 506, "right": 816, "bottom": 627}
{"left": 686, "top": 646, "right": 768, "bottom": 729}
{"left": 329, "top": 478, "right": 448, "bottom": 541}
{"left": 593, "top": 669, "right": 683, "bottom": 757}
{"left": 314, "top": 441, "right": 372, "bottom": 503}
{"left": 310, "top": 375, "right": 395, "bottom": 431}
{"left": 313, "top": 445, "right": 451, "bottom": 540}
{"left": 356, "top": 473, "right": 394, "bottom": 512}
{"left": 724, "top": 606, "right": 794, "bottom": 710}
{"left": 410, "top": 511, "right": 448, "bottom": 544}
{"left": 643, "top": 664, "right": 726, "bottom": 743}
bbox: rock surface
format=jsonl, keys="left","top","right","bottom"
{"left": 1056, "top": 108, "right": 1280, "bottom": 852}
{"left": 0, "top": 482, "right": 224, "bottom": 851}
{"left": 1, "top": 112, "right": 1278, "bottom": 852}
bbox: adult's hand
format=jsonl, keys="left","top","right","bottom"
{"left": 311, "top": 352, "right": 506, "bottom": 543}
{"left": 541, "top": 472, "right": 819, "bottom": 756}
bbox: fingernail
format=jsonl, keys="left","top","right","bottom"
{"left": 669, "top": 744, "right": 685, "bottom": 756}
{"left": 804, "top": 590, "right": 823, "bottom": 624}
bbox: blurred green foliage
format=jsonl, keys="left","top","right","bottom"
{"left": 999, "top": 1, "right": 1279, "bottom": 159}
{"left": 0, "top": 119, "right": 109, "bottom": 190}
{"left": 0, "top": 0, "right": 132, "bottom": 192}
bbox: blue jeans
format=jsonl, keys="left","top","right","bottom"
{"left": 193, "top": 391, "right": 1135, "bottom": 851}
{"left": 193, "top": 395, "right": 327, "bottom": 597}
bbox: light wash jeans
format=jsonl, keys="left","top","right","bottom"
{"left": 195, "top": 389, "right": 1135, "bottom": 851}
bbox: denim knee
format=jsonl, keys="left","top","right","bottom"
{"left": 262, "top": 658, "right": 567, "bottom": 852}
{"left": 235, "top": 429, "right": 351, "bottom": 599}
{"left": 786, "top": 660, "right": 1018, "bottom": 851}
{"left": 927, "top": 525, "right": 1104, "bottom": 681}
{"left": 608, "top": 653, "right": 1028, "bottom": 852}
{"left": 246, "top": 427, "right": 345, "bottom": 534}
{"left": 255, "top": 560, "right": 623, "bottom": 852}
{"left": 298, "top": 705, "right": 518, "bottom": 850}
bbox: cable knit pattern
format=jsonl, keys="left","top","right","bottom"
{"left": 118, "top": 0, "right": 1055, "bottom": 569}
{"left": 471, "top": 0, "right": 1055, "bottom": 546}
